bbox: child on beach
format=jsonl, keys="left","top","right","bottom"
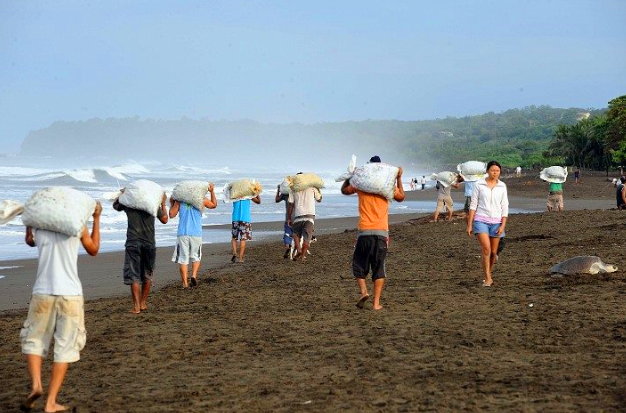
{"left": 341, "top": 156, "right": 405, "bottom": 310}
{"left": 20, "top": 203, "right": 101, "bottom": 413}
{"left": 113, "top": 192, "right": 168, "bottom": 313}
{"left": 466, "top": 161, "right": 508, "bottom": 287}
{"left": 169, "top": 183, "right": 217, "bottom": 288}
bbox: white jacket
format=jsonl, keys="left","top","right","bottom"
{"left": 469, "top": 179, "right": 509, "bottom": 219}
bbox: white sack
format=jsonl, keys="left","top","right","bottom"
{"left": 431, "top": 171, "right": 458, "bottom": 188}
{"left": 118, "top": 179, "right": 165, "bottom": 216}
{"left": 171, "top": 181, "right": 209, "bottom": 210}
{"left": 279, "top": 180, "right": 292, "bottom": 196}
{"left": 457, "top": 161, "right": 487, "bottom": 182}
{"left": 335, "top": 156, "right": 399, "bottom": 200}
{"left": 290, "top": 173, "right": 325, "bottom": 193}
{"left": 223, "top": 179, "right": 262, "bottom": 202}
{"left": 21, "top": 187, "right": 96, "bottom": 237}
{"left": 0, "top": 200, "right": 25, "bottom": 225}
{"left": 540, "top": 166, "right": 568, "bottom": 183}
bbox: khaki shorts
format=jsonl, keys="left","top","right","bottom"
{"left": 20, "top": 295, "right": 86, "bottom": 363}
{"left": 547, "top": 193, "right": 564, "bottom": 209}
{"left": 436, "top": 196, "right": 453, "bottom": 211}
{"left": 172, "top": 236, "right": 203, "bottom": 264}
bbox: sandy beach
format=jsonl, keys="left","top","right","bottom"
{"left": 1, "top": 171, "right": 625, "bottom": 411}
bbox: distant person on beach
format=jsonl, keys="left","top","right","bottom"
{"left": 461, "top": 176, "right": 477, "bottom": 223}
{"left": 467, "top": 160, "right": 508, "bottom": 287}
{"left": 574, "top": 168, "right": 581, "bottom": 184}
{"left": 547, "top": 181, "right": 564, "bottom": 212}
{"left": 169, "top": 183, "right": 217, "bottom": 288}
{"left": 421, "top": 175, "right": 426, "bottom": 190}
{"left": 287, "top": 173, "right": 322, "bottom": 261}
{"left": 341, "top": 155, "right": 405, "bottom": 310}
{"left": 617, "top": 176, "right": 626, "bottom": 209}
{"left": 275, "top": 183, "right": 293, "bottom": 259}
{"left": 20, "top": 203, "right": 101, "bottom": 413}
{"left": 113, "top": 192, "right": 168, "bottom": 313}
{"left": 516, "top": 166, "right": 522, "bottom": 177}
{"left": 433, "top": 176, "right": 460, "bottom": 222}
{"left": 410, "top": 178, "right": 415, "bottom": 191}
{"left": 231, "top": 195, "right": 261, "bottom": 263}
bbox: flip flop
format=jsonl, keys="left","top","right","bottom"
{"left": 356, "top": 294, "right": 370, "bottom": 309}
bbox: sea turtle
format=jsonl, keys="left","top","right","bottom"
{"left": 550, "top": 256, "right": 618, "bottom": 276}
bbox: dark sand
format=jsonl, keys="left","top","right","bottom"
{"left": 1, "top": 171, "right": 625, "bottom": 411}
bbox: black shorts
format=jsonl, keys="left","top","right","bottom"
{"left": 352, "top": 235, "right": 388, "bottom": 281}
{"left": 123, "top": 243, "right": 156, "bottom": 285}
{"left": 291, "top": 220, "right": 314, "bottom": 243}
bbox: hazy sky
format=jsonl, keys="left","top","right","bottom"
{"left": 1, "top": 0, "right": 625, "bottom": 154}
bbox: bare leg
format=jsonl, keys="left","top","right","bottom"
{"left": 489, "top": 237, "right": 500, "bottom": 276}
{"left": 292, "top": 233, "right": 302, "bottom": 256}
{"left": 140, "top": 281, "right": 151, "bottom": 310}
{"left": 476, "top": 233, "right": 492, "bottom": 286}
{"left": 179, "top": 264, "right": 189, "bottom": 288}
{"left": 298, "top": 242, "right": 310, "bottom": 261}
{"left": 191, "top": 261, "right": 201, "bottom": 279}
{"left": 231, "top": 238, "right": 238, "bottom": 260}
{"left": 23, "top": 354, "right": 43, "bottom": 411}
{"left": 373, "top": 278, "right": 385, "bottom": 310}
{"left": 446, "top": 208, "right": 454, "bottom": 221}
{"left": 238, "top": 240, "right": 246, "bottom": 262}
{"left": 355, "top": 278, "right": 370, "bottom": 309}
{"left": 130, "top": 283, "right": 141, "bottom": 313}
{"left": 44, "top": 362, "right": 68, "bottom": 412}
{"left": 433, "top": 210, "right": 440, "bottom": 222}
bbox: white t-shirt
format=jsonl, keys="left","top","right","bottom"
{"left": 32, "top": 229, "right": 83, "bottom": 296}
{"left": 288, "top": 187, "right": 322, "bottom": 222}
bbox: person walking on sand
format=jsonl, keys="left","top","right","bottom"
{"left": 467, "top": 160, "right": 508, "bottom": 287}
{"left": 275, "top": 183, "right": 293, "bottom": 259}
{"left": 113, "top": 192, "right": 168, "bottom": 313}
{"left": 287, "top": 172, "right": 323, "bottom": 261}
{"left": 461, "top": 176, "right": 477, "bottom": 224}
{"left": 169, "top": 183, "right": 217, "bottom": 288}
{"left": 516, "top": 166, "right": 522, "bottom": 177}
{"left": 617, "top": 176, "right": 626, "bottom": 210}
{"left": 546, "top": 180, "right": 564, "bottom": 212}
{"left": 421, "top": 175, "right": 426, "bottom": 190}
{"left": 20, "top": 203, "right": 101, "bottom": 413}
{"left": 231, "top": 195, "right": 261, "bottom": 263}
{"left": 341, "top": 156, "right": 405, "bottom": 310}
{"left": 574, "top": 168, "right": 581, "bottom": 184}
{"left": 433, "top": 176, "right": 460, "bottom": 222}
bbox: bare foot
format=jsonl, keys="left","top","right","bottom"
{"left": 373, "top": 305, "right": 384, "bottom": 310}
{"left": 130, "top": 307, "right": 140, "bottom": 314}
{"left": 44, "top": 402, "right": 69, "bottom": 412}
{"left": 20, "top": 389, "right": 42, "bottom": 412}
{"left": 356, "top": 294, "right": 370, "bottom": 309}
{"left": 140, "top": 303, "right": 148, "bottom": 311}
{"left": 482, "top": 280, "right": 493, "bottom": 287}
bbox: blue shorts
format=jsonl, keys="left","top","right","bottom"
{"left": 473, "top": 220, "right": 505, "bottom": 238}
{"left": 283, "top": 222, "right": 293, "bottom": 246}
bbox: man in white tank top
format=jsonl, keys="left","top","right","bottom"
{"left": 19, "top": 203, "right": 101, "bottom": 413}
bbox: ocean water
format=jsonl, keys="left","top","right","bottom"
{"left": 0, "top": 159, "right": 436, "bottom": 260}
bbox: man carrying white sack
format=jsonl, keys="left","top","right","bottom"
{"left": 113, "top": 192, "right": 168, "bottom": 314}
{"left": 231, "top": 195, "right": 261, "bottom": 263}
{"left": 287, "top": 172, "right": 323, "bottom": 261}
{"left": 20, "top": 203, "right": 101, "bottom": 413}
{"left": 169, "top": 183, "right": 217, "bottom": 288}
{"left": 341, "top": 156, "right": 405, "bottom": 310}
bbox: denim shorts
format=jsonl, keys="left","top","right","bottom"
{"left": 473, "top": 220, "right": 505, "bottom": 238}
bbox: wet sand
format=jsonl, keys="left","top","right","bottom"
{"left": 1, "top": 171, "right": 625, "bottom": 411}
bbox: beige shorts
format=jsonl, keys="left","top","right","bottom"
{"left": 547, "top": 193, "right": 564, "bottom": 209}
{"left": 436, "top": 196, "right": 453, "bottom": 211}
{"left": 20, "top": 295, "right": 86, "bottom": 363}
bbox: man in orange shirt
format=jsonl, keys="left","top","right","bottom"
{"left": 341, "top": 156, "right": 405, "bottom": 310}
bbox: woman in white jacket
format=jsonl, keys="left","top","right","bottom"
{"left": 466, "top": 161, "right": 508, "bottom": 287}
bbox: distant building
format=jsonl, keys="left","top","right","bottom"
{"left": 438, "top": 131, "right": 454, "bottom": 137}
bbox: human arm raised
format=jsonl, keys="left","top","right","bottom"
{"left": 25, "top": 226, "right": 36, "bottom": 247}
{"left": 393, "top": 167, "right": 405, "bottom": 202}
{"left": 251, "top": 194, "right": 261, "bottom": 205}
{"left": 158, "top": 193, "right": 169, "bottom": 224}
{"left": 341, "top": 179, "right": 356, "bottom": 195}
{"left": 203, "top": 183, "right": 218, "bottom": 209}
{"left": 80, "top": 202, "right": 102, "bottom": 256}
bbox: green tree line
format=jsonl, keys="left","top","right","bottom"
{"left": 546, "top": 95, "right": 626, "bottom": 173}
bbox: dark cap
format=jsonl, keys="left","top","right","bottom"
{"left": 369, "top": 155, "right": 381, "bottom": 163}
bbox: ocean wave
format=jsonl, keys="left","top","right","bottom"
{"left": 0, "top": 166, "right": 50, "bottom": 176}
{"left": 163, "top": 165, "right": 231, "bottom": 175}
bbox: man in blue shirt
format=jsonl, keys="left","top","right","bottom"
{"left": 231, "top": 194, "right": 261, "bottom": 263}
{"left": 169, "top": 183, "right": 217, "bottom": 288}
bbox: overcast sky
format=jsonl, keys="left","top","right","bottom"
{"left": 1, "top": 0, "right": 625, "bottom": 154}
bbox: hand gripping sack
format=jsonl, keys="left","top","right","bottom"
{"left": 457, "top": 161, "right": 487, "bottom": 182}
{"left": 171, "top": 181, "right": 210, "bottom": 210}
{"left": 430, "top": 171, "right": 458, "bottom": 188}
{"left": 289, "top": 173, "right": 325, "bottom": 193}
{"left": 335, "top": 155, "right": 399, "bottom": 200}
{"left": 279, "top": 179, "right": 292, "bottom": 196}
{"left": 118, "top": 179, "right": 165, "bottom": 216}
{"left": 21, "top": 187, "right": 96, "bottom": 237}
{"left": 223, "top": 179, "right": 263, "bottom": 202}
{"left": 540, "top": 166, "right": 568, "bottom": 183}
